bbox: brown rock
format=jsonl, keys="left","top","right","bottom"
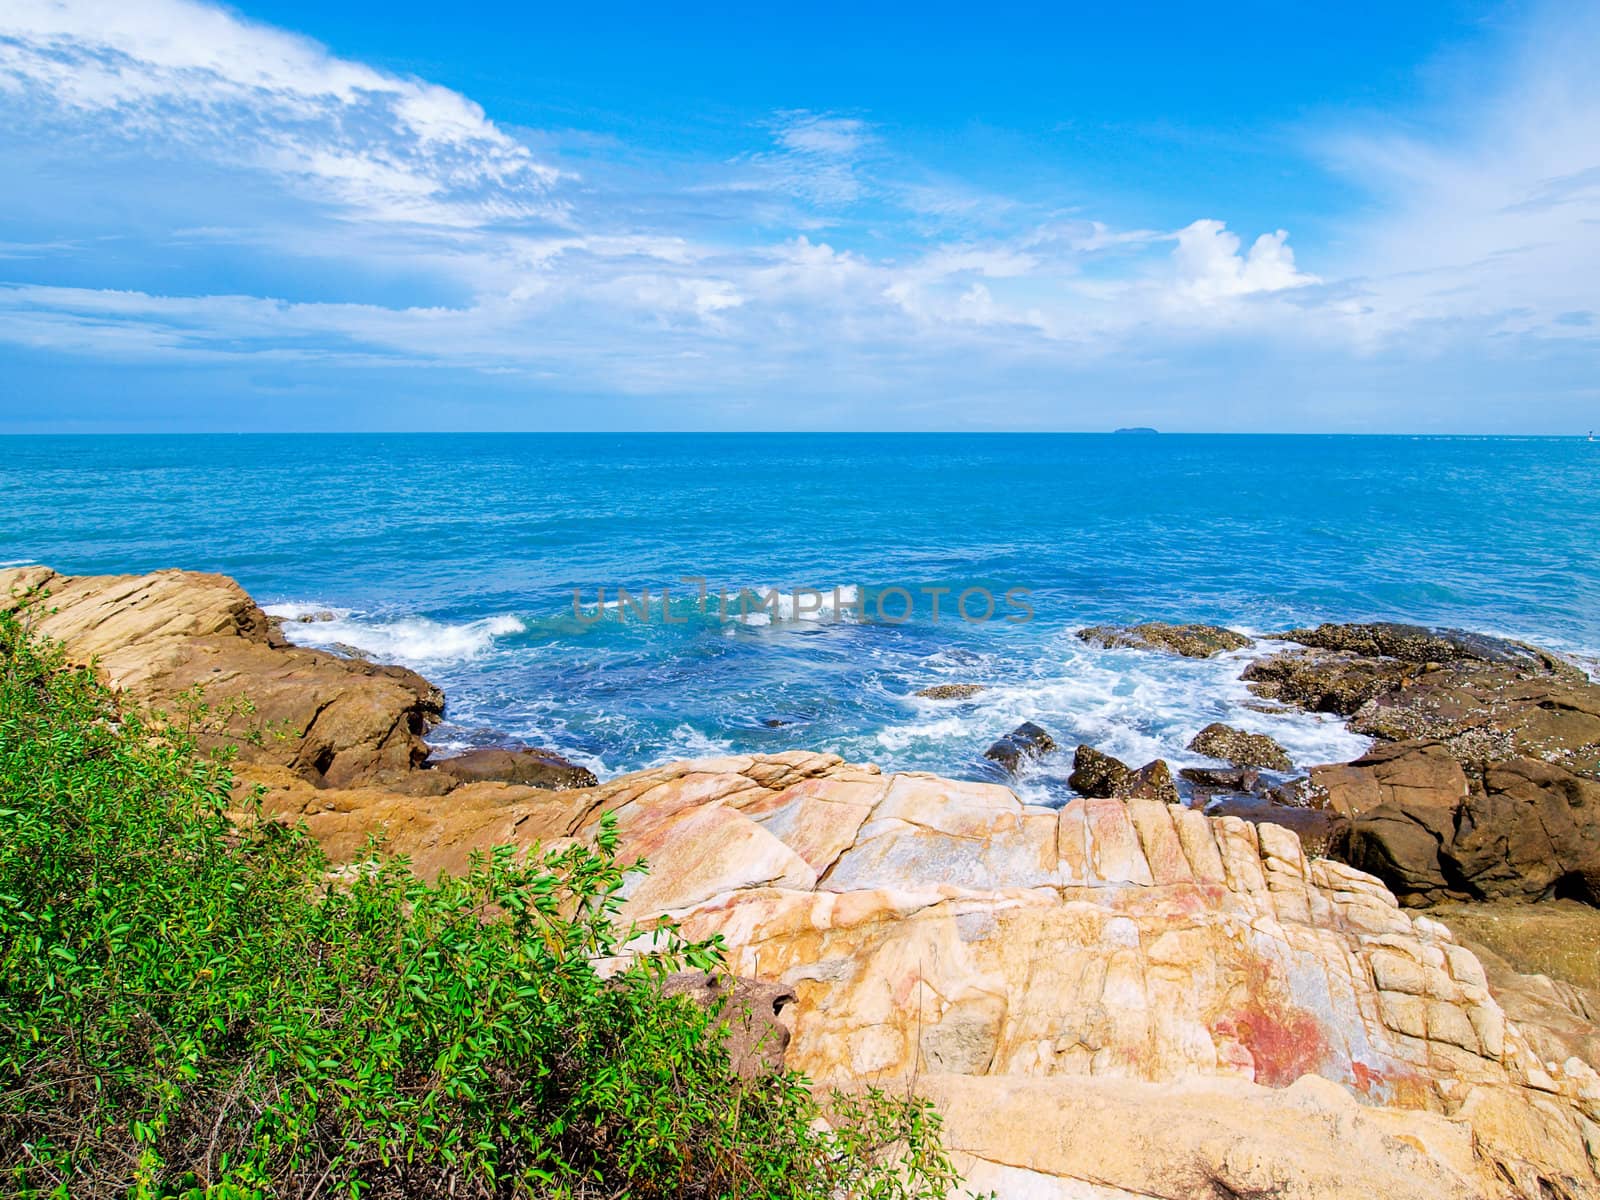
{"left": 1077, "top": 621, "right": 1254, "bottom": 658}
{"left": 1069, "top": 745, "right": 1178, "bottom": 803}
{"left": 1241, "top": 648, "right": 1416, "bottom": 715}
{"left": 1281, "top": 621, "right": 1569, "bottom": 670}
{"left": 1, "top": 566, "right": 442, "bottom": 787}
{"left": 1179, "top": 765, "right": 1264, "bottom": 794}
{"left": 1187, "top": 722, "right": 1292, "bottom": 771}
{"left": 1310, "top": 741, "right": 1469, "bottom": 819}
{"left": 1333, "top": 750, "right": 1600, "bottom": 905}
{"left": 1449, "top": 759, "right": 1600, "bottom": 903}
{"left": 429, "top": 746, "right": 598, "bottom": 790}
{"left": 1068, "top": 744, "right": 1130, "bottom": 796}
{"left": 1351, "top": 664, "right": 1600, "bottom": 779}
{"left": 1123, "top": 759, "right": 1180, "bottom": 804}
{"left": 915, "top": 683, "right": 986, "bottom": 700}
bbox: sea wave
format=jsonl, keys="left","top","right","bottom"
{"left": 265, "top": 603, "right": 526, "bottom": 666}
{"left": 726, "top": 584, "right": 861, "bottom": 626}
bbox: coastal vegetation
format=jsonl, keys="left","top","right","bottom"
{"left": 0, "top": 606, "right": 967, "bottom": 1199}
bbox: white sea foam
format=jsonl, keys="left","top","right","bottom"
{"left": 662, "top": 723, "right": 739, "bottom": 761}
{"left": 726, "top": 584, "right": 861, "bottom": 626}
{"left": 263, "top": 601, "right": 354, "bottom": 622}
{"left": 0, "top": 559, "right": 38, "bottom": 568}
{"left": 266, "top": 603, "right": 525, "bottom": 666}
{"left": 872, "top": 629, "right": 1371, "bottom": 805}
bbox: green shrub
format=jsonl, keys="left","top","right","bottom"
{"left": 0, "top": 605, "right": 973, "bottom": 1199}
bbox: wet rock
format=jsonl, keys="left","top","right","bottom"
{"left": 1124, "top": 759, "right": 1180, "bottom": 804}
{"left": 1266, "top": 777, "right": 1320, "bottom": 808}
{"left": 916, "top": 683, "right": 987, "bottom": 700}
{"left": 1179, "top": 765, "right": 1263, "bottom": 794}
{"left": 984, "top": 721, "right": 1057, "bottom": 773}
{"left": 296, "top": 609, "right": 340, "bottom": 624}
{"left": 429, "top": 745, "right": 598, "bottom": 791}
{"left": 1187, "top": 722, "right": 1292, "bottom": 771}
{"left": 1069, "top": 745, "right": 1178, "bottom": 803}
{"left": 1241, "top": 649, "right": 1415, "bottom": 715}
{"left": 1281, "top": 621, "right": 1569, "bottom": 671}
{"left": 1068, "top": 745, "right": 1130, "bottom": 796}
{"left": 1076, "top": 622, "right": 1254, "bottom": 659}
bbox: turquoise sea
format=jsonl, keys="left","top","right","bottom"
{"left": 3, "top": 434, "right": 1597, "bottom": 802}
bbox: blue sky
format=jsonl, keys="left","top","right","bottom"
{"left": 0, "top": 0, "right": 1596, "bottom": 432}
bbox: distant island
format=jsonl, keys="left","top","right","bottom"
{"left": 1113, "top": 426, "right": 1160, "bottom": 434}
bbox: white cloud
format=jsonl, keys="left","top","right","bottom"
{"left": 1170, "top": 220, "right": 1318, "bottom": 302}
{"left": 0, "top": 0, "right": 1595, "bottom": 429}
{"left": 1315, "top": 0, "right": 1600, "bottom": 347}
{"left": 0, "top": 0, "right": 561, "bottom": 226}
{"left": 739, "top": 109, "right": 875, "bottom": 206}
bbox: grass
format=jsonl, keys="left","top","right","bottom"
{"left": 0, "top": 602, "right": 972, "bottom": 1199}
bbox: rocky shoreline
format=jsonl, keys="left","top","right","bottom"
{"left": 8, "top": 566, "right": 1600, "bottom": 1197}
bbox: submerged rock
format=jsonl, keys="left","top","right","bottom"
{"left": 983, "top": 721, "right": 1057, "bottom": 772}
{"left": 1077, "top": 621, "right": 1254, "bottom": 658}
{"left": 915, "top": 683, "right": 986, "bottom": 700}
{"left": 1187, "top": 721, "right": 1292, "bottom": 771}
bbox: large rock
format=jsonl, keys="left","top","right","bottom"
{"left": 1246, "top": 627, "right": 1600, "bottom": 780}
{"left": 1077, "top": 621, "right": 1254, "bottom": 658}
{"left": 1352, "top": 664, "right": 1600, "bottom": 778}
{"left": 1241, "top": 624, "right": 1600, "bottom": 908}
{"left": 428, "top": 746, "right": 597, "bottom": 790}
{"left": 1242, "top": 648, "right": 1417, "bottom": 715}
{"left": 1188, "top": 721, "right": 1293, "bottom": 771}
{"left": 248, "top": 750, "right": 1600, "bottom": 1195}
{"left": 1310, "top": 741, "right": 1470, "bottom": 819}
{"left": 1334, "top": 749, "right": 1600, "bottom": 905}
{"left": 1283, "top": 622, "right": 1572, "bottom": 671}
{"left": 1, "top": 567, "right": 442, "bottom": 787}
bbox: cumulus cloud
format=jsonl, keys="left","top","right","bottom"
{"left": 1170, "top": 220, "right": 1318, "bottom": 302}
